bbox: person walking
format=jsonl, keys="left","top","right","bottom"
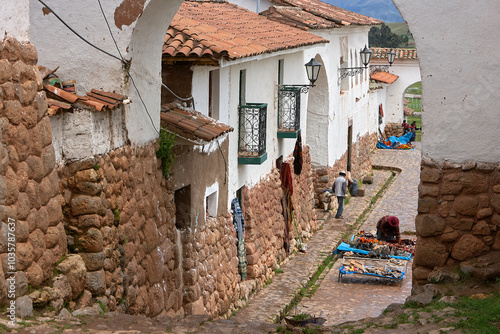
{"left": 333, "top": 170, "right": 347, "bottom": 219}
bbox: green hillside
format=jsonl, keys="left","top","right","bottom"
{"left": 386, "top": 22, "right": 415, "bottom": 48}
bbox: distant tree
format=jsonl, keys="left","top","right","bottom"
{"left": 369, "top": 23, "right": 409, "bottom": 48}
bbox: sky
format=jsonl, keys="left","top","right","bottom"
{"left": 324, "top": 0, "right": 404, "bottom": 23}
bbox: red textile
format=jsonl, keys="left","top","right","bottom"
{"left": 280, "top": 162, "right": 293, "bottom": 195}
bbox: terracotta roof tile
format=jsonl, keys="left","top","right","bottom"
{"left": 44, "top": 84, "right": 128, "bottom": 115}
{"left": 267, "top": 0, "right": 382, "bottom": 27}
{"left": 160, "top": 102, "right": 233, "bottom": 143}
{"left": 370, "top": 71, "right": 399, "bottom": 84}
{"left": 163, "top": 0, "right": 328, "bottom": 61}
{"left": 371, "top": 47, "right": 419, "bottom": 61}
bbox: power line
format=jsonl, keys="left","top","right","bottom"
{"left": 37, "top": 0, "right": 122, "bottom": 62}
{"left": 97, "top": 0, "right": 159, "bottom": 134}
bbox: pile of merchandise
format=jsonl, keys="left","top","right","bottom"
{"left": 343, "top": 258, "right": 405, "bottom": 279}
{"left": 346, "top": 230, "right": 415, "bottom": 259}
{"left": 336, "top": 230, "right": 416, "bottom": 283}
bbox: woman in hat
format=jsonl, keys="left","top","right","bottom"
{"left": 376, "top": 215, "right": 401, "bottom": 242}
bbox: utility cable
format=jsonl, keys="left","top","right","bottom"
{"left": 37, "top": 0, "right": 122, "bottom": 62}
{"left": 97, "top": 0, "right": 159, "bottom": 134}
{"left": 161, "top": 82, "right": 195, "bottom": 106}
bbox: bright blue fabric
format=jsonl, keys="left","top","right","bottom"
{"left": 334, "top": 242, "right": 412, "bottom": 261}
{"left": 377, "top": 131, "right": 414, "bottom": 150}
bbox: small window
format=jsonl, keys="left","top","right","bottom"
{"left": 209, "top": 69, "right": 220, "bottom": 120}
{"left": 278, "top": 59, "right": 284, "bottom": 85}
{"left": 239, "top": 69, "right": 246, "bottom": 106}
{"left": 205, "top": 183, "right": 219, "bottom": 218}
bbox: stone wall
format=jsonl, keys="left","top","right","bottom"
{"left": 186, "top": 215, "right": 241, "bottom": 318}
{"left": 57, "top": 143, "right": 186, "bottom": 317}
{"left": 0, "top": 37, "right": 65, "bottom": 306}
{"left": 384, "top": 122, "right": 404, "bottom": 138}
{"left": 312, "top": 133, "right": 374, "bottom": 207}
{"left": 240, "top": 146, "right": 317, "bottom": 281}
{"left": 413, "top": 158, "right": 500, "bottom": 285}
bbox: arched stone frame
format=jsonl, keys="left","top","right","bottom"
{"left": 306, "top": 54, "right": 330, "bottom": 167}
{"left": 126, "top": 0, "right": 184, "bottom": 144}
{"left": 401, "top": 80, "right": 422, "bottom": 118}
{"left": 391, "top": 0, "right": 500, "bottom": 286}
{"left": 28, "top": 0, "right": 184, "bottom": 145}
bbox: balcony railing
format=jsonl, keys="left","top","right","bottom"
{"left": 238, "top": 103, "right": 267, "bottom": 165}
{"left": 277, "top": 86, "right": 301, "bottom": 138}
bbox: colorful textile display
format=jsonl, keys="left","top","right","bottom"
{"left": 377, "top": 132, "right": 415, "bottom": 150}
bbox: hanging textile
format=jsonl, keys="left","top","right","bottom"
{"left": 280, "top": 162, "right": 293, "bottom": 195}
{"left": 293, "top": 131, "right": 303, "bottom": 175}
{"left": 280, "top": 162, "right": 294, "bottom": 254}
{"left": 231, "top": 198, "right": 247, "bottom": 279}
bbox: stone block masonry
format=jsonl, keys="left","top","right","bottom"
{"left": 58, "top": 143, "right": 185, "bottom": 317}
{"left": 0, "top": 37, "right": 65, "bottom": 310}
{"left": 384, "top": 122, "right": 404, "bottom": 138}
{"left": 241, "top": 146, "right": 318, "bottom": 282}
{"left": 413, "top": 158, "right": 500, "bottom": 285}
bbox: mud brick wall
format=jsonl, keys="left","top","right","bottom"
{"left": 241, "top": 146, "right": 317, "bottom": 281}
{"left": 413, "top": 158, "right": 500, "bottom": 285}
{"left": 0, "top": 37, "right": 65, "bottom": 305}
{"left": 384, "top": 122, "right": 404, "bottom": 138}
{"left": 312, "top": 133, "right": 374, "bottom": 207}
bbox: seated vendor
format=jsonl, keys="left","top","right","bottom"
{"left": 376, "top": 216, "right": 401, "bottom": 242}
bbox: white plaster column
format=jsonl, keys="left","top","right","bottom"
{"left": 393, "top": 0, "right": 500, "bottom": 164}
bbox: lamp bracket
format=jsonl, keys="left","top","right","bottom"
{"left": 370, "top": 65, "right": 391, "bottom": 73}
{"left": 278, "top": 84, "right": 313, "bottom": 94}
{"left": 338, "top": 67, "right": 366, "bottom": 81}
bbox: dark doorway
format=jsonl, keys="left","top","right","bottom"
{"left": 347, "top": 122, "right": 353, "bottom": 168}
{"left": 174, "top": 185, "right": 191, "bottom": 230}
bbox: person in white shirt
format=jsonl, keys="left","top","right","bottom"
{"left": 332, "top": 170, "right": 347, "bottom": 219}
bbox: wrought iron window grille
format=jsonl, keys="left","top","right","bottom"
{"left": 278, "top": 85, "right": 301, "bottom": 136}
{"left": 238, "top": 103, "right": 267, "bottom": 162}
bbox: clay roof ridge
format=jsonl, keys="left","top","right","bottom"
{"left": 272, "top": 0, "right": 381, "bottom": 26}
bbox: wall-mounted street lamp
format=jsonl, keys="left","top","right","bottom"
{"left": 277, "top": 58, "right": 322, "bottom": 137}
{"left": 280, "top": 58, "right": 322, "bottom": 94}
{"left": 338, "top": 46, "right": 396, "bottom": 80}
{"left": 370, "top": 49, "right": 396, "bottom": 73}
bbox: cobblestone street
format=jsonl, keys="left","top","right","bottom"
{"left": 235, "top": 144, "right": 421, "bottom": 326}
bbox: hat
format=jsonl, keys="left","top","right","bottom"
{"left": 339, "top": 170, "right": 346, "bottom": 176}
{"left": 387, "top": 216, "right": 399, "bottom": 227}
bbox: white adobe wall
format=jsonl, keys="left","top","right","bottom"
{"left": 393, "top": 0, "right": 500, "bottom": 164}
{"left": 50, "top": 107, "right": 127, "bottom": 161}
{"left": 371, "top": 59, "right": 421, "bottom": 124}
{"left": 368, "top": 86, "right": 387, "bottom": 136}
{"left": 231, "top": 0, "right": 273, "bottom": 13}
{"left": 1, "top": 0, "right": 30, "bottom": 42}
{"left": 198, "top": 50, "right": 314, "bottom": 206}
{"left": 29, "top": 0, "right": 183, "bottom": 146}
{"left": 305, "top": 26, "right": 372, "bottom": 167}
